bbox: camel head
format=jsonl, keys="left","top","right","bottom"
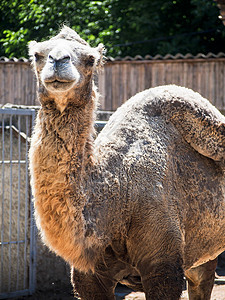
{"left": 29, "top": 26, "right": 104, "bottom": 111}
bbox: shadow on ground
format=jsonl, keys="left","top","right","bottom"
{"left": 10, "top": 254, "right": 225, "bottom": 300}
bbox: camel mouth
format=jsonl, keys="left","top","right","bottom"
{"left": 45, "top": 78, "right": 75, "bottom": 83}
{"left": 44, "top": 79, "right": 76, "bottom": 91}
{"left": 41, "top": 64, "right": 80, "bottom": 92}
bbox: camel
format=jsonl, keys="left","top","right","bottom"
{"left": 29, "top": 26, "right": 225, "bottom": 300}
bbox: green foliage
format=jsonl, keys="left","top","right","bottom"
{"left": 0, "top": 0, "right": 225, "bottom": 58}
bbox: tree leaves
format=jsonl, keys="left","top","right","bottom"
{"left": 0, "top": 0, "right": 225, "bottom": 58}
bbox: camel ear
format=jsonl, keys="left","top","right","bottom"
{"left": 95, "top": 43, "right": 106, "bottom": 68}
{"left": 28, "top": 41, "right": 37, "bottom": 56}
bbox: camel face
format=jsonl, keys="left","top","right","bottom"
{"left": 30, "top": 39, "right": 97, "bottom": 94}
{"left": 29, "top": 26, "right": 104, "bottom": 105}
{"left": 40, "top": 40, "right": 81, "bottom": 93}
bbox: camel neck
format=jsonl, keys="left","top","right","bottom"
{"left": 41, "top": 93, "right": 96, "bottom": 173}
{"left": 29, "top": 93, "right": 98, "bottom": 271}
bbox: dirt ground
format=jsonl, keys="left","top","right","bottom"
{"left": 11, "top": 282, "right": 225, "bottom": 300}
{"left": 121, "top": 285, "right": 225, "bottom": 300}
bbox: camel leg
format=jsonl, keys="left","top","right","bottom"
{"left": 71, "top": 267, "right": 117, "bottom": 300}
{"left": 138, "top": 256, "right": 184, "bottom": 300}
{"left": 185, "top": 258, "right": 217, "bottom": 300}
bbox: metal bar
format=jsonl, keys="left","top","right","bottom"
{"left": 29, "top": 111, "right": 36, "bottom": 293}
{"left": 16, "top": 115, "right": 21, "bottom": 290}
{"left": 0, "top": 115, "right": 5, "bottom": 292}
{"left": 0, "top": 109, "right": 37, "bottom": 298}
{"left": 0, "top": 108, "right": 36, "bottom": 116}
{"left": 0, "top": 241, "right": 25, "bottom": 245}
{"left": 0, "top": 289, "right": 31, "bottom": 299}
{"left": 95, "top": 120, "right": 108, "bottom": 126}
{"left": 8, "top": 115, "right": 13, "bottom": 292}
{"left": 23, "top": 116, "right": 29, "bottom": 289}
{"left": 0, "top": 125, "right": 29, "bottom": 142}
{"left": 0, "top": 161, "right": 26, "bottom": 164}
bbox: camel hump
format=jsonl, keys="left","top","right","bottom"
{"left": 152, "top": 85, "right": 225, "bottom": 162}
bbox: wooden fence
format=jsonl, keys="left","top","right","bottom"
{"left": 0, "top": 61, "right": 37, "bottom": 106}
{"left": 1, "top": 57, "right": 225, "bottom": 111}
{"left": 98, "top": 57, "right": 225, "bottom": 111}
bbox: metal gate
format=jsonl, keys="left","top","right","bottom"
{"left": 0, "top": 108, "right": 36, "bottom": 299}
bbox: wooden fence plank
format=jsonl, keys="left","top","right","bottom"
{"left": 98, "top": 69, "right": 105, "bottom": 109}
{"left": 0, "top": 59, "right": 225, "bottom": 111}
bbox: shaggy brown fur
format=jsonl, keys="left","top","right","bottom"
{"left": 29, "top": 26, "right": 225, "bottom": 300}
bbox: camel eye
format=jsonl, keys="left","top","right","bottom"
{"left": 87, "top": 55, "right": 95, "bottom": 66}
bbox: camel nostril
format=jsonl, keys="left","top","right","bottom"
{"left": 60, "top": 55, "right": 71, "bottom": 63}
{"left": 48, "top": 54, "right": 71, "bottom": 65}
{"left": 48, "top": 55, "right": 55, "bottom": 63}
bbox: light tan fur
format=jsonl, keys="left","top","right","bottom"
{"left": 29, "top": 88, "right": 100, "bottom": 272}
